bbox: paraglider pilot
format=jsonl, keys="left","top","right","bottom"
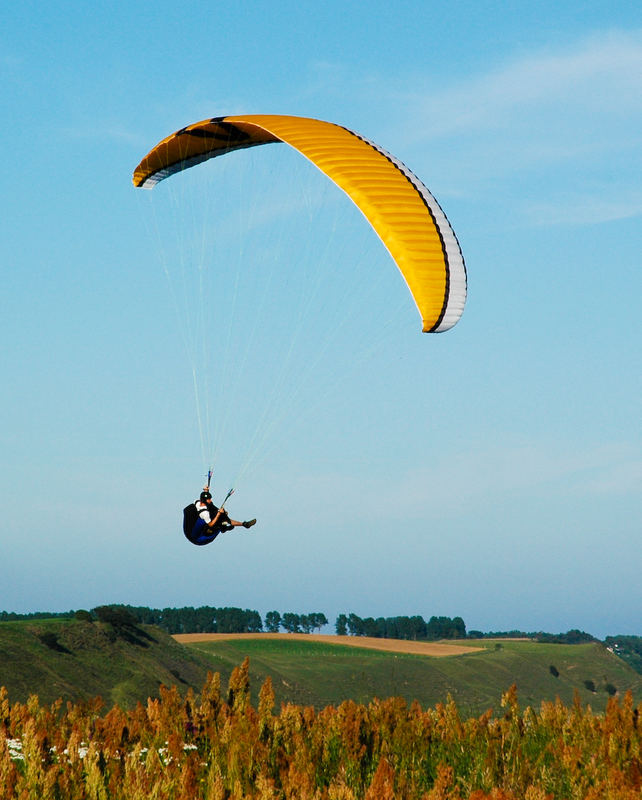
{"left": 183, "top": 489, "right": 256, "bottom": 546}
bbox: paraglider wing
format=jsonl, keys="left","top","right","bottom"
{"left": 133, "top": 114, "right": 466, "bottom": 333}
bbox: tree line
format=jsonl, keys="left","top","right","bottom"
{"left": 1, "top": 607, "right": 461, "bottom": 639}
{"left": 467, "top": 628, "right": 597, "bottom": 644}
{"left": 264, "top": 611, "right": 328, "bottom": 633}
{"left": 0, "top": 606, "right": 330, "bottom": 636}
{"left": 122, "top": 606, "right": 329, "bottom": 635}
{"left": 335, "top": 613, "right": 467, "bottom": 640}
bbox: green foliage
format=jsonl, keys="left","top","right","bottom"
{"left": 537, "top": 629, "right": 597, "bottom": 644}
{"left": 341, "top": 612, "right": 466, "bottom": 640}
{"left": 472, "top": 628, "right": 599, "bottom": 644}
{"left": 264, "top": 610, "right": 281, "bottom": 632}
{"left": 281, "top": 612, "right": 301, "bottom": 633}
{"left": 300, "top": 612, "right": 328, "bottom": 632}
{"left": 606, "top": 635, "right": 642, "bottom": 674}
{"left": 265, "top": 610, "right": 327, "bottom": 633}
{"left": 120, "top": 604, "right": 264, "bottom": 634}
{"left": 94, "top": 605, "right": 138, "bottom": 629}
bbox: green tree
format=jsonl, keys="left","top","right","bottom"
{"left": 265, "top": 611, "right": 281, "bottom": 633}
{"left": 299, "top": 615, "right": 312, "bottom": 633}
{"left": 282, "top": 613, "right": 301, "bottom": 633}
{"left": 93, "top": 605, "right": 138, "bottom": 629}
{"left": 309, "top": 612, "right": 328, "bottom": 632}
{"left": 335, "top": 614, "right": 348, "bottom": 635}
{"left": 347, "top": 613, "right": 364, "bottom": 636}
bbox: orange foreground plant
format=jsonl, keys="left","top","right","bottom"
{"left": 1, "top": 659, "right": 641, "bottom": 799}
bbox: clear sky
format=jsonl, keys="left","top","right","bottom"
{"left": 2, "top": 1, "right": 641, "bottom": 639}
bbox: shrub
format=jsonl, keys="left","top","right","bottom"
{"left": 37, "top": 631, "right": 70, "bottom": 654}
{"left": 93, "top": 605, "right": 138, "bottom": 629}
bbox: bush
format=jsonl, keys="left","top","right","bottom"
{"left": 93, "top": 605, "right": 138, "bottom": 629}
{"left": 549, "top": 665, "right": 559, "bottom": 677}
{"left": 37, "top": 631, "right": 70, "bottom": 654}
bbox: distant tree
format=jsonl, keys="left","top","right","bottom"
{"left": 537, "top": 629, "right": 597, "bottom": 645}
{"left": 605, "top": 636, "right": 642, "bottom": 675}
{"left": 424, "top": 615, "right": 466, "bottom": 640}
{"left": 74, "top": 609, "right": 93, "bottom": 623}
{"left": 309, "top": 612, "right": 328, "bottom": 632}
{"left": 584, "top": 679, "right": 596, "bottom": 693}
{"left": 265, "top": 611, "right": 281, "bottom": 633}
{"left": 94, "top": 605, "right": 138, "bottom": 629}
{"left": 427, "top": 616, "right": 458, "bottom": 640}
{"left": 604, "top": 682, "right": 617, "bottom": 696}
{"left": 299, "top": 615, "right": 312, "bottom": 634}
{"left": 214, "top": 607, "right": 263, "bottom": 633}
{"left": 124, "top": 606, "right": 156, "bottom": 625}
{"left": 282, "top": 613, "right": 301, "bottom": 633}
{"left": 347, "top": 613, "right": 364, "bottom": 636}
{"left": 246, "top": 609, "right": 264, "bottom": 632}
{"left": 337, "top": 612, "right": 470, "bottom": 640}
{"left": 549, "top": 665, "right": 559, "bottom": 678}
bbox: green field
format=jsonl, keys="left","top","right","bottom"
{"left": 183, "top": 636, "right": 642, "bottom": 715}
{"left": 2, "top": 619, "right": 642, "bottom": 717}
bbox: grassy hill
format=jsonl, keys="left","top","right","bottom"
{"left": 182, "top": 636, "right": 642, "bottom": 716}
{"left": 0, "top": 618, "right": 212, "bottom": 708}
{"left": 2, "top": 620, "right": 642, "bottom": 717}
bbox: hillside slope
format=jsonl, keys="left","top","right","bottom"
{"left": 3, "top": 622, "right": 642, "bottom": 717}
{"left": 181, "top": 635, "right": 642, "bottom": 715}
{"left": 0, "top": 618, "right": 212, "bottom": 708}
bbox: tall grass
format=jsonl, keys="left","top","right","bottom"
{"left": 1, "top": 658, "right": 641, "bottom": 798}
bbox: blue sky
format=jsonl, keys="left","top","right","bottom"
{"left": 2, "top": 1, "right": 641, "bottom": 639}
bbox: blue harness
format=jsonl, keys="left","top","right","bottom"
{"left": 183, "top": 504, "right": 221, "bottom": 546}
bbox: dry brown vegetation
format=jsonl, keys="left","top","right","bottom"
{"left": 3, "top": 657, "right": 642, "bottom": 798}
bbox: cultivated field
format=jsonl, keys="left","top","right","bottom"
{"left": 173, "top": 632, "right": 482, "bottom": 656}
{"left": 178, "top": 634, "right": 642, "bottom": 714}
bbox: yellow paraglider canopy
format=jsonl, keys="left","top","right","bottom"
{"left": 133, "top": 114, "right": 466, "bottom": 333}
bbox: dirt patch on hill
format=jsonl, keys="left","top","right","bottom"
{"left": 173, "top": 632, "right": 482, "bottom": 657}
